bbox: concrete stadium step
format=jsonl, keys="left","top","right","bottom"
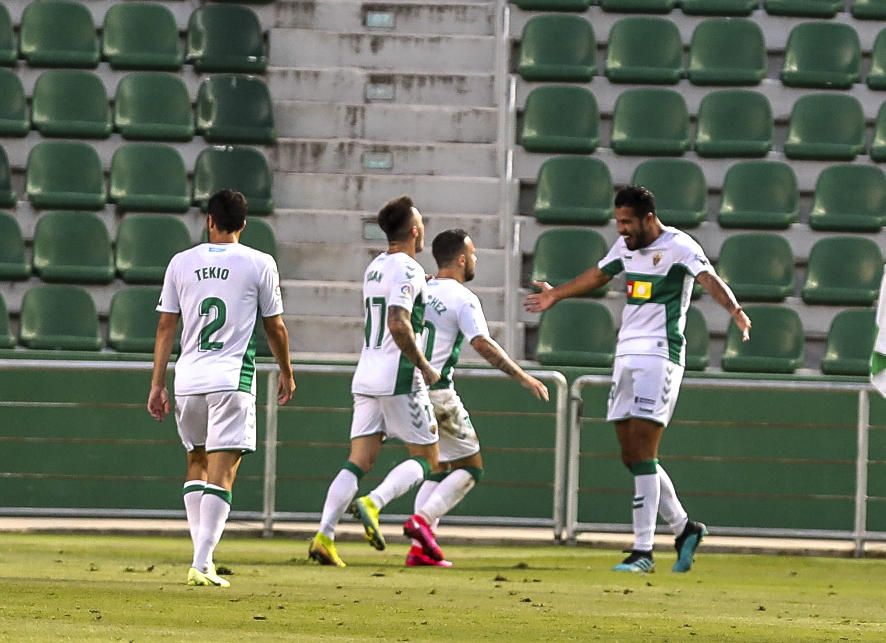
{"left": 270, "top": 138, "right": 497, "bottom": 176}
{"left": 269, "top": 29, "right": 495, "bottom": 73}
{"left": 267, "top": 68, "right": 495, "bottom": 107}
{"left": 272, "top": 173, "right": 502, "bottom": 214}
{"left": 274, "top": 102, "right": 497, "bottom": 143}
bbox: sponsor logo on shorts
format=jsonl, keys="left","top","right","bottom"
{"left": 635, "top": 396, "right": 655, "bottom": 405}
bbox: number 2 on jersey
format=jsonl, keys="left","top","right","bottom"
{"left": 198, "top": 297, "right": 226, "bottom": 351}
{"left": 364, "top": 297, "right": 386, "bottom": 349}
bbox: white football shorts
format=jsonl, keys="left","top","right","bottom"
{"left": 175, "top": 390, "right": 257, "bottom": 453}
{"left": 430, "top": 388, "right": 480, "bottom": 463}
{"left": 606, "top": 354, "right": 685, "bottom": 427}
{"left": 350, "top": 389, "right": 439, "bottom": 446}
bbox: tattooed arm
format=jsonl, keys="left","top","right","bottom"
{"left": 471, "top": 335, "right": 549, "bottom": 401}
{"left": 388, "top": 305, "right": 440, "bottom": 386}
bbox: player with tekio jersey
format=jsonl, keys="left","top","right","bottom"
{"left": 525, "top": 185, "right": 752, "bottom": 573}
{"left": 309, "top": 196, "right": 442, "bottom": 568}
{"left": 148, "top": 190, "right": 296, "bottom": 588}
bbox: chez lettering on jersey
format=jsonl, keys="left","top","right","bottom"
{"left": 194, "top": 266, "right": 230, "bottom": 281}
{"left": 426, "top": 294, "right": 448, "bottom": 315}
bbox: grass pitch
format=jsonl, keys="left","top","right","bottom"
{"left": 0, "top": 533, "right": 885, "bottom": 641}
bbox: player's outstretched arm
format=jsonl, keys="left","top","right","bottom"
{"left": 471, "top": 335, "right": 549, "bottom": 401}
{"left": 388, "top": 305, "right": 440, "bottom": 386}
{"left": 147, "top": 312, "right": 180, "bottom": 421}
{"left": 524, "top": 267, "right": 612, "bottom": 313}
{"left": 696, "top": 271, "right": 752, "bottom": 342}
{"left": 262, "top": 314, "right": 296, "bottom": 405}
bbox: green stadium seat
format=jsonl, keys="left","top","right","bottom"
{"left": 721, "top": 305, "right": 804, "bottom": 374}
{"left": 870, "top": 103, "right": 886, "bottom": 162}
{"left": 784, "top": 94, "right": 865, "bottom": 161}
{"left": 0, "top": 70, "right": 29, "bottom": 136}
{"left": 718, "top": 161, "right": 799, "bottom": 229}
{"left": 0, "top": 212, "right": 31, "bottom": 280}
{"left": 115, "top": 215, "right": 192, "bottom": 284}
{"left": 809, "top": 165, "right": 886, "bottom": 232}
{"left": 631, "top": 159, "right": 706, "bottom": 227}
{"left": 31, "top": 70, "right": 111, "bottom": 139}
{"left": 605, "top": 17, "right": 682, "bottom": 84}
{"left": 600, "top": 0, "right": 675, "bottom": 12}
{"left": 241, "top": 218, "right": 277, "bottom": 258}
{"left": 0, "top": 5, "right": 15, "bottom": 66}
{"left": 684, "top": 306, "right": 709, "bottom": 371}
{"left": 102, "top": 3, "right": 183, "bottom": 70}
{"left": 114, "top": 73, "right": 194, "bottom": 142}
{"left": 109, "top": 143, "right": 191, "bottom": 213}
{"left": 867, "top": 30, "right": 886, "bottom": 90}
{"left": 187, "top": 5, "right": 267, "bottom": 74}
{"left": 26, "top": 142, "right": 105, "bottom": 210}
{"left": 533, "top": 156, "right": 613, "bottom": 225}
{"left": 19, "top": 0, "right": 99, "bottom": 68}
{"left": 19, "top": 285, "right": 102, "bottom": 351}
{"left": 195, "top": 75, "right": 276, "bottom": 144}
{"left": 694, "top": 90, "right": 772, "bottom": 158}
{"left": 687, "top": 19, "right": 766, "bottom": 86}
{"left": 802, "top": 237, "right": 883, "bottom": 306}
{"left": 682, "top": 0, "right": 758, "bottom": 15}
{"left": 517, "top": 16, "right": 595, "bottom": 82}
{"left": 530, "top": 229, "right": 609, "bottom": 297}
{"left": 781, "top": 23, "right": 861, "bottom": 89}
{"left": 0, "top": 146, "right": 14, "bottom": 208}
{"left": 32, "top": 211, "right": 114, "bottom": 284}
{"left": 764, "top": 0, "right": 841, "bottom": 17}
{"left": 0, "top": 294, "right": 15, "bottom": 348}
{"left": 511, "top": 0, "right": 591, "bottom": 11}
{"left": 535, "top": 300, "right": 616, "bottom": 367}
{"left": 193, "top": 146, "right": 273, "bottom": 215}
{"left": 821, "top": 310, "right": 876, "bottom": 376}
{"left": 520, "top": 86, "right": 598, "bottom": 154}
{"left": 852, "top": 0, "right": 886, "bottom": 19}
{"left": 108, "top": 287, "right": 171, "bottom": 353}
{"left": 611, "top": 88, "right": 689, "bottom": 156}
{"left": 717, "top": 234, "right": 795, "bottom": 302}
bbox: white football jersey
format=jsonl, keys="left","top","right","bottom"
{"left": 597, "top": 226, "right": 713, "bottom": 365}
{"left": 422, "top": 278, "right": 490, "bottom": 390}
{"left": 351, "top": 252, "right": 429, "bottom": 396}
{"left": 157, "top": 243, "right": 283, "bottom": 396}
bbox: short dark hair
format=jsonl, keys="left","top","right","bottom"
{"left": 377, "top": 195, "right": 415, "bottom": 242}
{"left": 614, "top": 185, "right": 656, "bottom": 219}
{"left": 432, "top": 229, "right": 469, "bottom": 267}
{"left": 208, "top": 189, "right": 248, "bottom": 233}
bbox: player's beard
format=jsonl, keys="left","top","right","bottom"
{"left": 464, "top": 265, "right": 475, "bottom": 282}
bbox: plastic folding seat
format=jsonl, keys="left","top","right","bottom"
{"left": 192, "top": 147, "right": 274, "bottom": 215}
{"left": 611, "top": 88, "right": 689, "bottom": 156}
{"left": 0, "top": 295, "right": 15, "bottom": 348}
{"left": 718, "top": 161, "right": 799, "bottom": 229}
{"left": 600, "top": 0, "right": 675, "bottom": 12}
{"left": 694, "top": 90, "right": 772, "bottom": 158}
{"left": 31, "top": 70, "right": 111, "bottom": 138}
{"left": 682, "top": 0, "right": 758, "bottom": 15}
{"left": 0, "top": 70, "right": 29, "bottom": 136}
{"left": 0, "top": 5, "right": 15, "bottom": 66}
{"left": 868, "top": 30, "right": 886, "bottom": 90}
{"left": 187, "top": 5, "right": 267, "bottom": 74}
{"left": 195, "top": 75, "right": 276, "bottom": 144}
{"left": 533, "top": 156, "right": 613, "bottom": 225}
{"left": 687, "top": 19, "right": 766, "bottom": 86}
{"left": 721, "top": 305, "right": 804, "bottom": 374}
{"left": 108, "top": 287, "right": 169, "bottom": 353}
{"left": 519, "top": 86, "right": 598, "bottom": 154}
{"left": 872, "top": 104, "right": 886, "bottom": 162}
{"left": 535, "top": 300, "right": 616, "bottom": 367}
{"left": 605, "top": 17, "right": 682, "bottom": 84}
{"left": 852, "top": 0, "right": 886, "bottom": 19}
{"left": 109, "top": 144, "right": 191, "bottom": 213}
{"left": 19, "top": 285, "right": 102, "bottom": 351}
{"left": 781, "top": 23, "right": 861, "bottom": 89}
{"left": 511, "top": 0, "right": 591, "bottom": 11}
{"left": 821, "top": 310, "right": 876, "bottom": 376}
{"left": 531, "top": 229, "right": 610, "bottom": 297}
{"left": 809, "top": 165, "right": 886, "bottom": 232}
{"left": 116, "top": 215, "right": 192, "bottom": 284}
{"left": 26, "top": 142, "right": 105, "bottom": 210}
{"left": 241, "top": 218, "right": 277, "bottom": 258}
{"left": 19, "top": 0, "right": 99, "bottom": 68}
{"left": 0, "top": 213, "right": 31, "bottom": 280}
{"left": 102, "top": 3, "right": 183, "bottom": 70}
{"left": 717, "top": 234, "right": 795, "bottom": 302}
{"left": 784, "top": 94, "right": 865, "bottom": 161}
{"left": 32, "top": 211, "right": 114, "bottom": 284}
{"left": 684, "top": 306, "right": 709, "bottom": 371}
{"left": 0, "top": 147, "right": 14, "bottom": 208}
{"left": 802, "top": 237, "right": 883, "bottom": 306}
{"left": 631, "top": 159, "right": 706, "bottom": 227}
{"left": 517, "top": 16, "right": 595, "bottom": 82}
{"left": 764, "top": 0, "right": 842, "bottom": 17}
{"left": 113, "top": 73, "right": 194, "bottom": 142}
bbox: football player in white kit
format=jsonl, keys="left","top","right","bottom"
{"left": 526, "top": 185, "right": 752, "bottom": 573}
{"left": 308, "top": 196, "right": 442, "bottom": 568}
{"left": 147, "top": 190, "right": 296, "bottom": 587}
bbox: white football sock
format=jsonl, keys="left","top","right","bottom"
{"left": 368, "top": 458, "right": 425, "bottom": 510}
{"left": 182, "top": 480, "right": 205, "bottom": 547}
{"left": 192, "top": 485, "right": 231, "bottom": 572}
{"left": 412, "top": 480, "right": 440, "bottom": 547}
{"left": 657, "top": 464, "right": 688, "bottom": 536}
{"left": 418, "top": 469, "right": 475, "bottom": 524}
{"left": 632, "top": 471, "right": 660, "bottom": 552}
{"left": 318, "top": 467, "right": 360, "bottom": 540}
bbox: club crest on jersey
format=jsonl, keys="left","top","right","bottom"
{"left": 653, "top": 252, "right": 663, "bottom": 266}
{"left": 627, "top": 280, "right": 652, "bottom": 300}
